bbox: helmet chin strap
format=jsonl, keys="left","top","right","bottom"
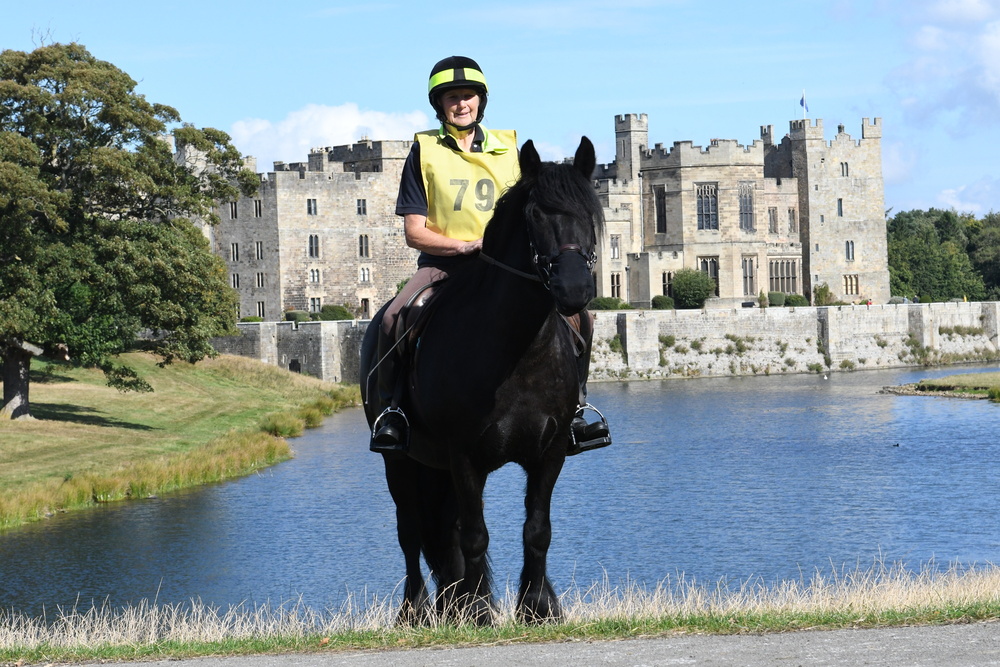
{"left": 444, "top": 119, "right": 479, "bottom": 133}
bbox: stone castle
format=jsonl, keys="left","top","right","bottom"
{"left": 203, "top": 114, "right": 890, "bottom": 320}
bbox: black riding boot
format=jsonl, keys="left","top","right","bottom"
{"left": 568, "top": 346, "right": 612, "bottom": 456}
{"left": 370, "top": 329, "right": 409, "bottom": 453}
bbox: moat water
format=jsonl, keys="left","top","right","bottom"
{"left": 2, "top": 364, "right": 999, "bottom": 617}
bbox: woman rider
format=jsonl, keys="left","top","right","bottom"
{"left": 370, "top": 55, "right": 611, "bottom": 456}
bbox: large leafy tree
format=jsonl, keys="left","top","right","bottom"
{"left": 1, "top": 43, "right": 257, "bottom": 419}
{"left": 886, "top": 209, "right": 985, "bottom": 302}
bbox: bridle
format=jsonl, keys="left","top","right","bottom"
{"left": 479, "top": 210, "right": 597, "bottom": 290}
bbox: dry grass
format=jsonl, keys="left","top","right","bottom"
{"left": 1, "top": 561, "right": 998, "bottom": 662}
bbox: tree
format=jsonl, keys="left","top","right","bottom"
{"left": 1, "top": 43, "right": 257, "bottom": 419}
{"left": 670, "top": 268, "right": 716, "bottom": 309}
{"left": 886, "top": 209, "right": 985, "bottom": 302}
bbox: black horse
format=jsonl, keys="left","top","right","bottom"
{"left": 360, "top": 137, "right": 603, "bottom": 625}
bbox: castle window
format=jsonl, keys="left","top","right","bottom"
{"left": 611, "top": 272, "right": 622, "bottom": 299}
{"left": 357, "top": 199, "right": 367, "bottom": 215}
{"left": 256, "top": 301, "right": 265, "bottom": 318}
{"left": 230, "top": 243, "right": 239, "bottom": 262}
{"left": 769, "top": 259, "right": 798, "bottom": 293}
{"left": 698, "top": 256, "right": 720, "bottom": 295}
{"left": 309, "top": 268, "right": 321, "bottom": 283}
{"left": 841, "top": 162, "right": 849, "bottom": 177}
{"left": 309, "top": 297, "right": 322, "bottom": 312}
{"left": 837, "top": 199, "right": 844, "bottom": 217}
{"left": 843, "top": 274, "right": 860, "bottom": 296}
{"left": 231, "top": 273, "right": 239, "bottom": 289}
{"left": 359, "top": 234, "right": 370, "bottom": 258}
{"left": 696, "top": 183, "right": 718, "bottom": 230}
{"left": 654, "top": 185, "right": 667, "bottom": 234}
{"left": 255, "top": 272, "right": 265, "bottom": 288}
{"left": 308, "top": 234, "right": 320, "bottom": 258}
{"left": 254, "top": 200, "right": 262, "bottom": 217}
{"left": 741, "top": 256, "right": 756, "bottom": 296}
{"left": 768, "top": 207, "right": 778, "bottom": 234}
{"left": 788, "top": 208, "right": 798, "bottom": 233}
{"left": 738, "top": 182, "right": 755, "bottom": 231}
{"left": 307, "top": 198, "right": 318, "bottom": 215}
{"left": 610, "top": 235, "right": 621, "bottom": 259}
{"left": 229, "top": 202, "right": 238, "bottom": 219}
{"left": 360, "top": 267, "right": 370, "bottom": 283}
{"left": 846, "top": 240, "right": 855, "bottom": 261}
{"left": 361, "top": 298, "right": 370, "bottom": 319}
{"left": 662, "top": 271, "right": 673, "bottom": 296}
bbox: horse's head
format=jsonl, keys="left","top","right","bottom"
{"left": 517, "top": 137, "right": 603, "bottom": 316}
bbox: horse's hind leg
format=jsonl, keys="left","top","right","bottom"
{"left": 517, "top": 453, "right": 565, "bottom": 623}
{"left": 384, "top": 455, "right": 432, "bottom": 625}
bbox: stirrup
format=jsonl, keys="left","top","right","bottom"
{"left": 568, "top": 403, "right": 612, "bottom": 456}
{"left": 371, "top": 407, "right": 410, "bottom": 453}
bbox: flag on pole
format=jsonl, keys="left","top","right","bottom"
{"left": 800, "top": 91, "right": 809, "bottom": 115}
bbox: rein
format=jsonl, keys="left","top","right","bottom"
{"left": 478, "top": 251, "right": 543, "bottom": 282}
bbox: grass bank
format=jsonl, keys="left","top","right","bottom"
{"left": 1, "top": 561, "right": 997, "bottom": 664}
{"left": 0, "top": 353, "right": 360, "bottom": 531}
{"left": 916, "top": 371, "right": 1000, "bottom": 400}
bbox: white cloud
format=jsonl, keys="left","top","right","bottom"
{"left": 925, "top": 0, "right": 998, "bottom": 23}
{"left": 230, "top": 103, "right": 429, "bottom": 172}
{"left": 937, "top": 176, "right": 1000, "bottom": 213}
{"left": 889, "top": 7, "right": 1000, "bottom": 131}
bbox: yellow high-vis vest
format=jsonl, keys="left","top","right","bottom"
{"left": 415, "top": 128, "right": 519, "bottom": 241}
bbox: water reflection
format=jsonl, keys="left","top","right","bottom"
{"left": 2, "top": 365, "right": 999, "bottom": 616}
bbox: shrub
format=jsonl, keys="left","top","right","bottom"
{"left": 988, "top": 387, "right": 1000, "bottom": 403}
{"left": 839, "top": 359, "right": 856, "bottom": 370}
{"left": 259, "top": 413, "right": 305, "bottom": 438}
{"left": 785, "top": 294, "right": 809, "bottom": 307}
{"left": 239, "top": 316, "right": 263, "bottom": 322}
{"left": 589, "top": 296, "right": 628, "bottom": 310}
{"left": 671, "top": 268, "right": 717, "bottom": 309}
{"left": 659, "top": 334, "right": 676, "bottom": 347}
{"left": 284, "top": 310, "right": 310, "bottom": 323}
{"left": 768, "top": 291, "right": 786, "bottom": 307}
{"left": 651, "top": 294, "right": 674, "bottom": 310}
{"left": 758, "top": 290, "right": 769, "bottom": 308}
{"left": 317, "top": 304, "right": 354, "bottom": 321}
{"left": 813, "top": 282, "right": 835, "bottom": 306}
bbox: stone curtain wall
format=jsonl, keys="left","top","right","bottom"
{"left": 211, "top": 302, "right": 1000, "bottom": 383}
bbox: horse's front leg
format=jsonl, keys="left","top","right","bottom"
{"left": 517, "top": 429, "right": 566, "bottom": 623}
{"left": 449, "top": 450, "right": 493, "bottom": 625}
{"left": 383, "top": 455, "right": 432, "bottom": 625}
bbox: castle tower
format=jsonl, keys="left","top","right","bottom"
{"left": 783, "top": 118, "right": 889, "bottom": 303}
{"left": 615, "top": 113, "right": 648, "bottom": 182}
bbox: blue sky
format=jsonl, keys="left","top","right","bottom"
{"left": 5, "top": 0, "right": 1000, "bottom": 215}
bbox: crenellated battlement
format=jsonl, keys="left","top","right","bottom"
{"left": 789, "top": 118, "right": 824, "bottom": 140}
{"left": 615, "top": 113, "right": 648, "bottom": 132}
{"left": 862, "top": 117, "right": 882, "bottom": 139}
{"left": 640, "top": 138, "right": 766, "bottom": 169}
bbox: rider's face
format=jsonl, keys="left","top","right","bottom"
{"left": 440, "top": 88, "right": 480, "bottom": 127}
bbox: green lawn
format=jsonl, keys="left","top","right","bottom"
{"left": 0, "top": 352, "right": 359, "bottom": 528}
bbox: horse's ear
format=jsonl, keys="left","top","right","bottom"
{"left": 520, "top": 139, "right": 541, "bottom": 180}
{"left": 574, "top": 136, "right": 596, "bottom": 179}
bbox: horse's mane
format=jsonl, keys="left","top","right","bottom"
{"left": 483, "top": 159, "right": 605, "bottom": 249}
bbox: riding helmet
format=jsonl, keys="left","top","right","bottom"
{"left": 427, "top": 55, "right": 488, "bottom": 126}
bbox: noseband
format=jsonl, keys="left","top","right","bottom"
{"left": 479, "top": 212, "right": 597, "bottom": 289}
